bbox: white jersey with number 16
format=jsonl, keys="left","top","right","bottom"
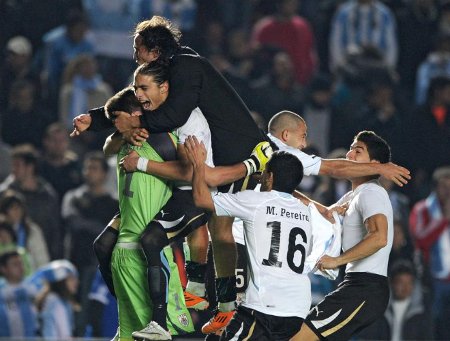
{"left": 213, "top": 190, "right": 313, "bottom": 318}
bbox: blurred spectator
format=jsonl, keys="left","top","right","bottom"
{"left": 59, "top": 54, "right": 112, "bottom": 130}
{"left": 0, "top": 144, "right": 62, "bottom": 260}
{"left": 358, "top": 259, "right": 433, "bottom": 340}
{"left": 389, "top": 217, "right": 415, "bottom": 268}
{"left": 302, "top": 74, "right": 334, "bottom": 156}
{"left": 34, "top": 260, "right": 79, "bottom": 338}
{"left": 61, "top": 151, "right": 118, "bottom": 333}
{"left": 251, "top": 51, "right": 304, "bottom": 122}
{"left": 415, "top": 33, "right": 450, "bottom": 105}
{"left": 409, "top": 166, "right": 450, "bottom": 339}
{"left": 43, "top": 9, "right": 95, "bottom": 109}
{"left": 379, "top": 177, "right": 410, "bottom": 230}
{"left": 195, "top": 20, "right": 225, "bottom": 58}
{"left": 40, "top": 123, "right": 82, "bottom": 202}
{"left": 329, "top": 0, "right": 398, "bottom": 72}
{"left": 1, "top": 79, "right": 52, "bottom": 148}
{"left": 331, "top": 46, "right": 394, "bottom": 148}
{"left": 313, "top": 148, "right": 351, "bottom": 205}
{"left": 0, "top": 139, "right": 11, "bottom": 183}
{"left": 0, "top": 191, "right": 50, "bottom": 270}
{"left": 0, "top": 36, "right": 41, "bottom": 108}
{"left": 396, "top": 0, "right": 439, "bottom": 96}
{"left": 0, "top": 215, "right": 33, "bottom": 276}
{"left": 438, "top": 1, "right": 450, "bottom": 35}
{"left": 0, "top": 251, "right": 38, "bottom": 338}
{"left": 86, "top": 270, "right": 118, "bottom": 338}
{"left": 81, "top": 0, "right": 143, "bottom": 90}
{"left": 410, "top": 76, "right": 450, "bottom": 177}
{"left": 141, "top": 0, "right": 197, "bottom": 44}
{"left": 361, "top": 75, "right": 410, "bottom": 166}
{"left": 251, "top": 0, "right": 317, "bottom": 85}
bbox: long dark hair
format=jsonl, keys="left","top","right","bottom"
{"left": 134, "top": 16, "right": 181, "bottom": 63}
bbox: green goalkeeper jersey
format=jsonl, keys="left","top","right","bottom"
{"left": 117, "top": 134, "right": 177, "bottom": 242}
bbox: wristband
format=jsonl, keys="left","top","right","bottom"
{"left": 137, "top": 157, "right": 149, "bottom": 172}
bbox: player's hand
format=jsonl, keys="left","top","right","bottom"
{"left": 70, "top": 114, "right": 92, "bottom": 137}
{"left": 119, "top": 150, "right": 140, "bottom": 172}
{"left": 122, "top": 128, "right": 149, "bottom": 147}
{"left": 184, "top": 135, "right": 207, "bottom": 167}
{"left": 379, "top": 162, "right": 411, "bottom": 187}
{"left": 316, "top": 255, "right": 340, "bottom": 271}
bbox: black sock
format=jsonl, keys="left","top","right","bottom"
{"left": 215, "top": 276, "right": 237, "bottom": 304}
{"left": 93, "top": 225, "right": 119, "bottom": 297}
{"left": 141, "top": 222, "right": 170, "bottom": 330}
{"left": 185, "top": 261, "right": 207, "bottom": 283}
{"left": 148, "top": 265, "right": 168, "bottom": 330}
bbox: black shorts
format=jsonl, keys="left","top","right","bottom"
{"left": 305, "top": 272, "right": 389, "bottom": 341}
{"left": 235, "top": 242, "right": 248, "bottom": 294}
{"left": 154, "top": 188, "right": 210, "bottom": 242}
{"left": 221, "top": 306, "right": 303, "bottom": 341}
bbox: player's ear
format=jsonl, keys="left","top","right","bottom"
{"left": 281, "top": 129, "right": 289, "bottom": 142}
{"left": 160, "top": 81, "right": 169, "bottom": 94}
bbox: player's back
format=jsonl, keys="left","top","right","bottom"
{"left": 240, "top": 190, "right": 313, "bottom": 318}
{"left": 170, "top": 54, "right": 266, "bottom": 165}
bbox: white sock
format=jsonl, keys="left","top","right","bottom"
{"left": 185, "top": 281, "right": 206, "bottom": 297}
{"left": 218, "top": 301, "right": 235, "bottom": 312}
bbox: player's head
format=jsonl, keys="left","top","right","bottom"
{"left": 133, "top": 16, "right": 182, "bottom": 65}
{"left": 347, "top": 130, "right": 391, "bottom": 164}
{"left": 133, "top": 61, "right": 170, "bottom": 110}
{"left": 105, "top": 87, "right": 142, "bottom": 129}
{"left": 262, "top": 151, "right": 303, "bottom": 193}
{"left": 268, "top": 111, "right": 307, "bottom": 150}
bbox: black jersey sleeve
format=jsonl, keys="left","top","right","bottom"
{"left": 88, "top": 106, "right": 113, "bottom": 131}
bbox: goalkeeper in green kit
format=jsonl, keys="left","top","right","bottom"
{"left": 102, "top": 88, "right": 194, "bottom": 341}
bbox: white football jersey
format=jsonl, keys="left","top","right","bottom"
{"left": 337, "top": 180, "right": 393, "bottom": 276}
{"left": 213, "top": 190, "right": 313, "bottom": 317}
{"left": 174, "top": 107, "right": 214, "bottom": 189}
{"left": 267, "top": 133, "right": 322, "bottom": 176}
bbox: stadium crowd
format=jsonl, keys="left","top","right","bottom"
{"left": 0, "top": 0, "right": 450, "bottom": 340}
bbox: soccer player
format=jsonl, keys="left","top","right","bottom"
{"left": 186, "top": 141, "right": 315, "bottom": 340}
{"left": 103, "top": 88, "right": 193, "bottom": 341}
{"left": 291, "top": 130, "right": 394, "bottom": 341}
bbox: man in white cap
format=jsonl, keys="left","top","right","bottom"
{"left": 0, "top": 36, "right": 38, "bottom": 108}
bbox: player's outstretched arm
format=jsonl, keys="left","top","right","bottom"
{"left": 204, "top": 140, "right": 273, "bottom": 187}
{"left": 319, "top": 159, "right": 411, "bottom": 186}
{"left": 185, "top": 136, "right": 216, "bottom": 212}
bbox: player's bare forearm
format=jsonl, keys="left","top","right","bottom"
{"left": 333, "top": 213, "right": 388, "bottom": 267}
{"left": 205, "top": 163, "right": 246, "bottom": 187}
{"left": 103, "top": 131, "right": 124, "bottom": 156}
{"left": 320, "top": 159, "right": 411, "bottom": 186}
{"left": 192, "top": 163, "right": 215, "bottom": 212}
{"left": 147, "top": 160, "right": 192, "bottom": 182}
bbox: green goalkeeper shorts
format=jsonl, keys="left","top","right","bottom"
{"left": 111, "top": 243, "right": 194, "bottom": 340}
